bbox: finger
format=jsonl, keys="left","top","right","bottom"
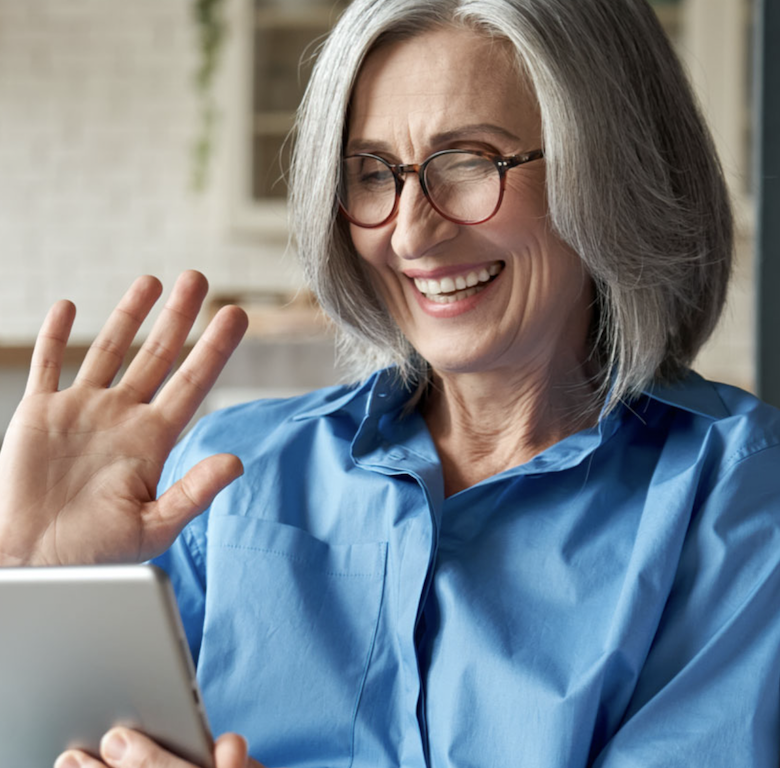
{"left": 99, "top": 727, "right": 194, "bottom": 767}
{"left": 75, "top": 276, "right": 163, "bottom": 389}
{"left": 152, "top": 304, "right": 248, "bottom": 430}
{"left": 118, "top": 271, "right": 210, "bottom": 403}
{"left": 144, "top": 454, "right": 244, "bottom": 556}
{"left": 25, "top": 299, "right": 76, "bottom": 396}
{"left": 214, "top": 733, "right": 254, "bottom": 768}
{"left": 54, "top": 748, "right": 107, "bottom": 767}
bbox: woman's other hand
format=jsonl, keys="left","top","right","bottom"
{"left": 54, "top": 729, "right": 265, "bottom": 768}
{"left": 0, "top": 271, "right": 248, "bottom": 567}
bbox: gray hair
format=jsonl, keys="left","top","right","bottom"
{"left": 289, "top": 0, "right": 733, "bottom": 411}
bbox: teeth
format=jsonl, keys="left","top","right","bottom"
{"left": 439, "top": 277, "right": 456, "bottom": 293}
{"left": 413, "top": 262, "right": 502, "bottom": 299}
{"left": 428, "top": 286, "right": 482, "bottom": 303}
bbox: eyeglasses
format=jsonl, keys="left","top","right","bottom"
{"left": 338, "top": 148, "right": 544, "bottom": 228}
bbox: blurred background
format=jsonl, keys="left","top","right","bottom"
{"left": 0, "top": 0, "right": 762, "bottom": 438}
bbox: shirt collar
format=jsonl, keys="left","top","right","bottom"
{"left": 294, "top": 368, "right": 621, "bottom": 477}
{"left": 292, "top": 367, "right": 729, "bottom": 477}
{"left": 640, "top": 370, "right": 730, "bottom": 420}
{"left": 291, "top": 368, "right": 412, "bottom": 422}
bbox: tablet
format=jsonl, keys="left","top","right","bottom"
{"left": 0, "top": 564, "right": 214, "bottom": 768}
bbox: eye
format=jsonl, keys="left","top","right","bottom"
{"left": 429, "top": 152, "right": 495, "bottom": 181}
{"left": 344, "top": 156, "right": 395, "bottom": 190}
{"left": 451, "top": 156, "right": 489, "bottom": 172}
{"left": 359, "top": 166, "right": 394, "bottom": 187}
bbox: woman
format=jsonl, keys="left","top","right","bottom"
{"left": 1, "top": 0, "right": 778, "bottom": 766}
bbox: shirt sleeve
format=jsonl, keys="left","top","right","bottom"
{"left": 594, "top": 443, "right": 780, "bottom": 767}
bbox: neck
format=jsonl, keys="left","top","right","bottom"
{"left": 422, "top": 359, "right": 600, "bottom": 496}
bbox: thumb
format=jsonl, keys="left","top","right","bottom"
{"left": 145, "top": 453, "right": 243, "bottom": 548}
{"left": 214, "top": 732, "right": 264, "bottom": 768}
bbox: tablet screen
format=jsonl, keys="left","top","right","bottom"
{"left": 0, "top": 564, "right": 214, "bottom": 768}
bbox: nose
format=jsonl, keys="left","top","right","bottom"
{"left": 389, "top": 172, "right": 459, "bottom": 260}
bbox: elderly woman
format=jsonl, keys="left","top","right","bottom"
{"left": 1, "top": 0, "right": 779, "bottom": 766}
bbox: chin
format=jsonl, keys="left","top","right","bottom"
{"left": 417, "top": 349, "right": 500, "bottom": 377}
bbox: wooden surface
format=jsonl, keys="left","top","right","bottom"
{"left": 0, "top": 345, "right": 193, "bottom": 369}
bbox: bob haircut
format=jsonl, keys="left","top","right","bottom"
{"left": 289, "top": 0, "right": 733, "bottom": 412}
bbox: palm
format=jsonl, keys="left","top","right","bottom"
{"left": 0, "top": 272, "right": 247, "bottom": 567}
{"left": 4, "top": 389, "right": 171, "bottom": 564}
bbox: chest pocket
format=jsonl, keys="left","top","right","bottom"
{"left": 198, "top": 516, "right": 387, "bottom": 768}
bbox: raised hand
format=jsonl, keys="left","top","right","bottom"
{"left": 0, "top": 271, "right": 248, "bottom": 567}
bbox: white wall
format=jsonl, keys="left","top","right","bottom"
{"left": 0, "top": 0, "right": 298, "bottom": 346}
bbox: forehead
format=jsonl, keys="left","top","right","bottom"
{"left": 347, "top": 26, "right": 540, "bottom": 154}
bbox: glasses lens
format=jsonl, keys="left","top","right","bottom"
{"left": 340, "top": 156, "right": 397, "bottom": 226}
{"left": 424, "top": 152, "right": 500, "bottom": 224}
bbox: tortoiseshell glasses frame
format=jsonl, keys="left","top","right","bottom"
{"left": 338, "top": 148, "right": 545, "bottom": 228}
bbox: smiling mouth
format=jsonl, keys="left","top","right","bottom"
{"left": 413, "top": 261, "right": 504, "bottom": 303}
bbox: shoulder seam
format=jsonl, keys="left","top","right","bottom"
{"left": 721, "top": 435, "right": 780, "bottom": 478}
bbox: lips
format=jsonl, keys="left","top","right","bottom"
{"left": 411, "top": 261, "right": 503, "bottom": 303}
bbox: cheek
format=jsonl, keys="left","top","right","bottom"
{"left": 349, "top": 225, "right": 385, "bottom": 271}
{"left": 537, "top": 250, "right": 593, "bottom": 314}
{"left": 482, "top": 187, "right": 553, "bottom": 259}
{"left": 501, "top": 167, "right": 549, "bottom": 220}
{"left": 349, "top": 227, "right": 401, "bottom": 304}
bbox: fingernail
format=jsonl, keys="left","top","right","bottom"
{"left": 54, "top": 754, "right": 81, "bottom": 768}
{"left": 101, "top": 730, "right": 128, "bottom": 761}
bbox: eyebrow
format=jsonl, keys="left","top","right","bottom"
{"left": 345, "top": 123, "right": 524, "bottom": 156}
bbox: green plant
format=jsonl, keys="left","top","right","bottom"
{"left": 191, "top": 0, "right": 228, "bottom": 191}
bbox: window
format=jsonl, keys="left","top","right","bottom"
{"left": 223, "top": 0, "right": 347, "bottom": 236}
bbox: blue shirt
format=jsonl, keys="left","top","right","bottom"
{"left": 154, "top": 368, "right": 780, "bottom": 768}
